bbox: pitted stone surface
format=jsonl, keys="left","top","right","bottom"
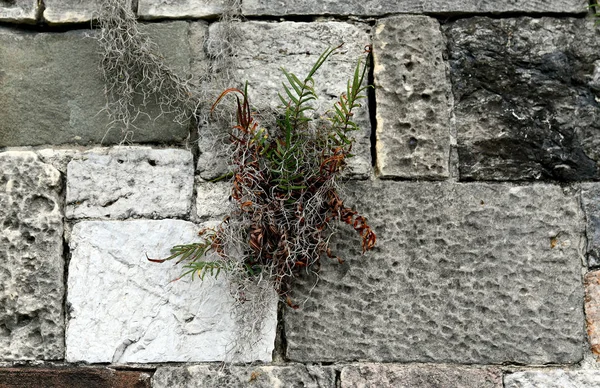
{"left": 201, "top": 21, "right": 372, "bottom": 179}
{"left": 0, "top": 22, "right": 192, "bottom": 147}
{"left": 66, "top": 220, "right": 277, "bottom": 363}
{"left": 242, "top": 0, "right": 586, "bottom": 17}
{"left": 152, "top": 364, "right": 336, "bottom": 388}
{"left": 582, "top": 184, "right": 600, "bottom": 267}
{"left": 285, "top": 181, "right": 585, "bottom": 364}
{"left": 504, "top": 370, "right": 600, "bottom": 388}
{"left": 0, "top": 151, "right": 64, "bottom": 360}
{"left": 196, "top": 181, "right": 231, "bottom": 221}
{"left": 340, "top": 364, "right": 502, "bottom": 388}
{"left": 139, "top": 0, "right": 227, "bottom": 19}
{"left": 447, "top": 17, "right": 600, "bottom": 181}
{"left": 66, "top": 148, "right": 194, "bottom": 220}
{"left": 0, "top": 0, "right": 37, "bottom": 23}
{"left": 373, "top": 16, "right": 451, "bottom": 179}
{"left": 585, "top": 271, "right": 600, "bottom": 358}
{"left": 43, "top": 0, "right": 102, "bottom": 24}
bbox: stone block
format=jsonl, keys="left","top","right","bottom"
{"left": 0, "top": 0, "right": 37, "bottom": 23}
{"left": 285, "top": 181, "right": 585, "bottom": 364}
{"left": 138, "top": 0, "right": 227, "bottom": 19}
{"left": 0, "top": 367, "right": 151, "bottom": 388}
{"left": 200, "top": 21, "right": 372, "bottom": 179}
{"left": 66, "top": 147, "right": 194, "bottom": 220}
{"left": 196, "top": 181, "right": 231, "bottom": 221}
{"left": 504, "top": 370, "right": 600, "bottom": 388}
{"left": 447, "top": 17, "right": 600, "bottom": 181}
{"left": 0, "top": 22, "right": 193, "bottom": 147}
{"left": 0, "top": 151, "right": 64, "bottom": 360}
{"left": 586, "top": 270, "right": 600, "bottom": 358}
{"left": 582, "top": 184, "right": 600, "bottom": 267}
{"left": 373, "top": 16, "right": 451, "bottom": 179}
{"left": 340, "top": 364, "right": 502, "bottom": 388}
{"left": 152, "top": 364, "right": 336, "bottom": 388}
{"left": 43, "top": 0, "right": 101, "bottom": 24}
{"left": 66, "top": 220, "right": 277, "bottom": 363}
{"left": 242, "top": 0, "right": 586, "bottom": 17}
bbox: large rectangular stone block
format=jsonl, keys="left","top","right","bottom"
{"left": 198, "top": 21, "right": 372, "bottom": 179}
{"left": 285, "top": 181, "right": 585, "bottom": 364}
{"left": 242, "top": 0, "right": 587, "bottom": 17}
{"left": 0, "top": 152, "right": 64, "bottom": 360}
{"left": 138, "top": 0, "right": 227, "bottom": 19}
{"left": 0, "top": 22, "right": 193, "bottom": 147}
{"left": 505, "top": 370, "right": 600, "bottom": 388}
{"left": 373, "top": 16, "right": 451, "bottom": 179}
{"left": 43, "top": 0, "right": 100, "bottom": 24}
{"left": 66, "top": 147, "right": 194, "bottom": 220}
{"left": 0, "top": 0, "right": 37, "bottom": 23}
{"left": 67, "top": 220, "right": 277, "bottom": 363}
{"left": 447, "top": 17, "right": 600, "bottom": 181}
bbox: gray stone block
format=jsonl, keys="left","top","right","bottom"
{"left": 196, "top": 181, "right": 231, "bottom": 221}
{"left": 0, "top": 151, "right": 64, "bottom": 360}
{"left": 200, "top": 21, "right": 372, "bottom": 179}
{"left": 66, "top": 147, "right": 194, "bottom": 220}
{"left": 43, "top": 0, "right": 101, "bottom": 24}
{"left": 285, "top": 181, "right": 585, "bottom": 364}
{"left": 447, "top": 17, "right": 600, "bottom": 181}
{"left": 242, "top": 0, "right": 587, "bottom": 17}
{"left": 138, "top": 0, "right": 227, "bottom": 19}
{"left": 340, "top": 364, "right": 502, "bottom": 388}
{"left": 0, "top": 21, "right": 193, "bottom": 147}
{"left": 152, "top": 364, "right": 336, "bottom": 388}
{"left": 582, "top": 184, "right": 600, "bottom": 267}
{"left": 0, "top": 0, "right": 37, "bottom": 23}
{"left": 504, "top": 370, "right": 600, "bottom": 388}
{"left": 373, "top": 16, "right": 451, "bottom": 179}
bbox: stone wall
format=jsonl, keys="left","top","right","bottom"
{"left": 2, "top": 0, "right": 600, "bottom": 387}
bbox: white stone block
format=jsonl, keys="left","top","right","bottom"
{"left": 138, "top": 0, "right": 227, "bottom": 19}
{"left": 66, "top": 219, "right": 277, "bottom": 363}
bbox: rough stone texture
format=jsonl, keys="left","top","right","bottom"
{"left": 0, "top": 0, "right": 37, "bottom": 23}
{"left": 0, "top": 367, "right": 151, "bottom": 388}
{"left": 36, "top": 148, "right": 82, "bottom": 174}
{"left": 447, "top": 17, "right": 600, "bottom": 181}
{"left": 583, "top": 184, "right": 600, "bottom": 267}
{"left": 152, "top": 364, "right": 336, "bottom": 388}
{"left": 340, "top": 364, "right": 502, "bottom": 388}
{"left": 373, "top": 16, "right": 451, "bottom": 179}
{"left": 66, "top": 147, "right": 194, "bottom": 220}
{"left": 586, "top": 271, "right": 600, "bottom": 358}
{"left": 285, "top": 181, "right": 585, "bottom": 364}
{"left": 66, "top": 220, "right": 277, "bottom": 363}
{"left": 504, "top": 370, "right": 600, "bottom": 388}
{"left": 199, "top": 21, "right": 372, "bottom": 179}
{"left": 0, "top": 22, "right": 192, "bottom": 147}
{"left": 196, "top": 181, "right": 231, "bottom": 221}
{"left": 138, "top": 0, "right": 226, "bottom": 19}
{"left": 43, "top": 0, "right": 101, "bottom": 24}
{"left": 242, "top": 0, "right": 587, "bottom": 17}
{"left": 0, "top": 152, "right": 64, "bottom": 360}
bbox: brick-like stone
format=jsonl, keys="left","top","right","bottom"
{"left": 0, "top": 22, "right": 193, "bottom": 147}
{"left": 582, "top": 184, "right": 600, "bottom": 267}
{"left": 0, "top": 152, "right": 64, "bottom": 360}
{"left": 285, "top": 181, "right": 585, "bottom": 364}
{"left": 200, "top": 21, "right": 372, "bottom": 179}
{"left": 43, "top": 0, "right": 100, "bottom": 24}
{"left": 586, "top": 271, "right": 600, "bottom": 357}
{"left": 0, "top": 367, "right": 151, "bottom": 388}
{"left": 242, "top": 0, "right": 586, "bottom": 17}
{"left": 196, "top": 181, "right": 230, "bottom": 221}
{"left": 447, "top": 17, "right": 600, "bottom": 181}
{"left": 504, "top": 370, "right": 600, "bottom": 388}
{"left": 66, "top": 147, "right": 194, "bottom": 220}
{"left": 340, "top": 364, "right": 502, "bottom": 388}
{"left": 138, "top": 0, "right": 227, "bottom": 19}
{"left": 0, "top": 0, "right": 37, "bottom": 23}
{"left": 66, "top": 220, "right": 277, "bottom": 363}
{"left": 152, "top": 364, "right": 336, "bottom": 388}
{"left": 373, "top": 16, "right": 451, "bottom": 179}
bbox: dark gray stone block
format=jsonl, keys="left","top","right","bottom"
{"left": 447, "top": 17, "right": 600, "bottom": 181}
{"left": 582, "top": 184, "right": 600, "bottom": 268}
{"left": 285, "top": 181, "right": 585, "bottom": 364}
